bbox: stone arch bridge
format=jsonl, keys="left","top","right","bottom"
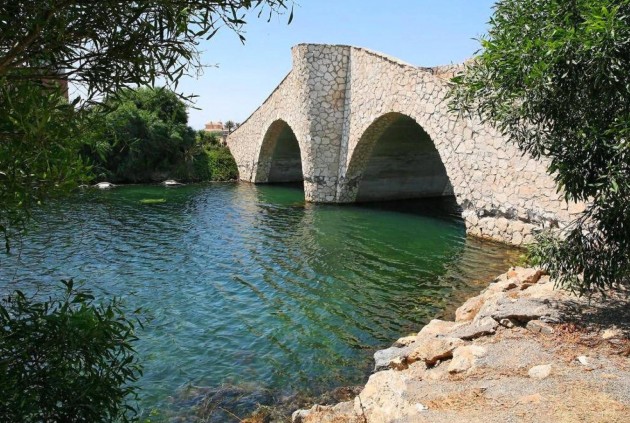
{"left": 227, "top": 44, "right": 583, "bottom": 246}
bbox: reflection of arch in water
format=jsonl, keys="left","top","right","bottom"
{"left": 254, "top": 119, "right": 304, "bottom": 184}
{"left": 344, "top": 112, "right": 454, "bottom": 202}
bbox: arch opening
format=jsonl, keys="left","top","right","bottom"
{"left": 257, "top": 120, "right": 304, "bottom": 184}
{"left": 350, "top": 113, "right": 453, "bottom": 202}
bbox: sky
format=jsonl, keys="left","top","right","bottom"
{"left": 180, "top": 0, "right": 497, "bottom": 129}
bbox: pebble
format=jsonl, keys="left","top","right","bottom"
{"left": 528, "top": 364, "right": 552, "bottom": 379}
{"left": 415, "top": 403, "right": 429, "bottom": 412}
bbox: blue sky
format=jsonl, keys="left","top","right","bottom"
{"left": 181, "top": 0, "right": 497, "bottom": 129}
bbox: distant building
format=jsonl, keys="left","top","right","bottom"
{"left": 205, "top": 121, "right": 225, "bottom": 133}
{"left": 204, "top": 121, "right": 231, "bottom": 145}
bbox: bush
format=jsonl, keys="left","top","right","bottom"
{"left": 450, "top": 0, "right": 630, "bottom": 294}
{"left": 84, "top": 87, "right": 197, "bottom": 183}
{"left": 195, "top": 130, "right": 220, "bottom": 149}
{"left": 205, "top": 147, "right": 239, "bottom": 181}
{"left": 175, "top": 145, "right": 238, "bottom": 182}
{"left": 0, "top": 280, "right": 143, "bottom": 422}
{"left": 83, "top": 88, "right": 239, "bottom": 184}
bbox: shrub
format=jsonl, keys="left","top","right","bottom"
{"left": 0, "top": 280, "right": 143, "bottom": 422}
{"left": 450, "top": 0, "right": 630, "bottom": 293}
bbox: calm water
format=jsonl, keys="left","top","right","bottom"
{"left": 0, "top": 183, "right": 518, "bottom": 419}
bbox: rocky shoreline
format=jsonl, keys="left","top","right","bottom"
{"left": 292, "top": 267, "right": 630, "bottom": 423}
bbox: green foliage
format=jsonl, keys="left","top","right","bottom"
{"left": 174, "top": 143, "right": 238, "bottom": 182}
{"left": 0, "top": 81, "right": 91, "bottom": 251}
{"left": 0, "top": 280, "right": 143, "bottom": 422}
{"left": 195, "top": 130, "right": 221, "bottom": 148}
{"left": 450, "top": 0, "right": 630, "bottom": 294}
{"left": 84, "top": 87, "right": 197, "bottom": 183}
{"left": 200, "top": 146, "right": 239, "bottom": 181}
{"left": 84, "top": 87, "right": 238, "bottom": 183}
{"left": 0, "top": 1, "right": 293, "bottom": 101}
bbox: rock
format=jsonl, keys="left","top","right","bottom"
{"left": 485, "top": 278, "right": 518, "bottom": 294}
{"left": 455, "top": 295, "right": 485, "bottom": 322}
{"left": 417, "top": 319, "right": 461, "bottom": 338}
{"left": 415, "top": 403, "right": 429, "bottom": 412}
{"left": 577, "top": 356, "right": 589, "bottom": 366}
{"left": 522, "top": 268, "right": 545, "bottom": 285}
{"left": 388, "top": 357, "right": 407, "bottom": 371}
{"left": 478, "top": 296, "right": 560, "bottom": 324}
{"left": 94, "top": 182, "right": 115, "bottom": 189}
{"left": 528, "top": 364, "right": 552, "bottom": 379}
{"left": 499, "top": 318, "right": 516, "bottom": 328}
{"left": 526, "top": 319, "right": 554, "bottom": 335}
{"left": 518, "top": 279, "right": 560, "bottom": 299}
{"left": 448, "top": 345, "right": 487, "bottom": 374}
{"left": 292, "top": 409, "right": 310, "bottom": 422}
{"left": 393, "top": 335, "right": 417, "bottom": 347}
{"left": 424, "top": 361, "right": 451, "bottom": 380}
{"left": 507, "top": 268, "right": 519, "bottom": 279}
{"left": 374, "top": 345, "right": 412, "bottom": 371}
{"left": 163, "top": 179, "right": 184, "bottom": 187}
{"left": 353, "top": 370, "right": 413, "bottom": 421}
{"left": 602, "top": 327, "right": 623, "bottom": 340}
{"left": 506, "top": 267, "right": 544, "bottom": 285}
{"left": 292, "top": 402, "right": 358, "bottom": 423}
{"left": 518, "top": 393, "right": 543, "bottom": 404}
{"left": 449, "top": 317, "right": 499, "bottom": 340}
{"left": 406, "top": 337, "right": 465, "bottom": 366}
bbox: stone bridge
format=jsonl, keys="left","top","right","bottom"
{"left": 227, "top": 44, "right": 584, "bottom": 246}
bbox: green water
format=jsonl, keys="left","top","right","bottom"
{"left": 0, "top": 183, "right": 518, "bottom": 420}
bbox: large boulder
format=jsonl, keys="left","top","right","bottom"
{"left": 406, "top": 337, "right": 465, "bottom": 366}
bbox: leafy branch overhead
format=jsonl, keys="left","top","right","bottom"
{"left": 0, "top": 0, "right": 294, "bottom": 101}
{"left": 450, "top": 0, "right": 630, "bottom": 293}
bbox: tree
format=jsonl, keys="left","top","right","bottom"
{"left": 85, "top": 87, "right": 196, "bottom": 182}
{"left": 0, "top": 82, "right": 90, "bottom": 251}
{"left": 1, "top": 1, "right": 292, "bottom": 419}
{"left": 450, "top": 0, "right": 630, "bottom": 294}
{"left": 225, "top": 120, "right": 236, "bottom": 133}
{"left": 196, "top": 129, "right": 220, "bottom": 148}
{"left": 0, "top": 1, "right": 293, "bottom": 101}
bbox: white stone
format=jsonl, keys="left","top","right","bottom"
{"left": 528, "top": 364, "right": 552, "bottom": 379}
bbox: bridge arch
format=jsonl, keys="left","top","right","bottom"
{"left": 341, "top": 112, "right": 454, "bottom": 203}
{"left": 254, "top": 119, "right": 304, "bottom": 184}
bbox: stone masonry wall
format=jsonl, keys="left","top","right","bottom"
{"left": 227, "top": 44, "right": 586, "bottom": 246}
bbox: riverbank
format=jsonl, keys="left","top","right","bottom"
{"left": 291, "top": 267, "right": 630, "bottom": 423}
